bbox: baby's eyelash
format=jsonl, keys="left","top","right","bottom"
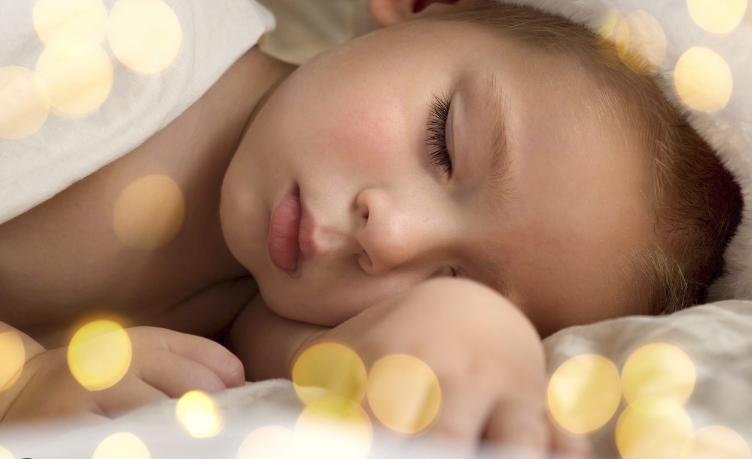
{"left": 427, "top": 94, "right": 453, "bottom": 178}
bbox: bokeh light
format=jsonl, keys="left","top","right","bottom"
{"left": 616, "top": 396, "right": 694, "bottom": 459}
{"left": 621, "top": 342, "right": 696, "bottom": 405}
{"left": 108, "top": 0, "right": 182, "bottom": 75}
{"left": 366, "top": 354, "right": 441, "bottom": 435}
{"left": 293, "top": 395, "right": 372, "bottom": 459}
{"left": 35, "top": 38, "right": 113, "bottom": 117}
{"left": 598, "top": 8, "right": 625, "bottom": 41}
{"left": 0, "top": 445, "right": 14, "bottom": 459}
{"left": 547, "top": 354, "right": 621, "bottom": 435}
{"left": 33, "top": 0, "right": 108, "bottom": 46}
{"left": 688, "top": 0, "right": 748, "bottom": 34}
{"left": 237, "top": 426, "right": 294, "bottom": 459}
{"left": 92, "top": 432, "right": 151, "bottom": 459}
{"left": 616, "top": 10, "right": 667, "bottom": 75}
{"left": 112, "top": 175, "right": 185, "bottom": 250}
{"left": 0, "top": 66, "right": 51, "bottom": 140}
{"left": 176, "top": 390, "right": 221, "bottom": 438}
{"left": 292, "top": 341, "right": 368, "bottom": 406}
{"left": 0, "top": 332, "right": 25, "bottom": 392}
{"left": 674, "top": 47, "right": 734, "bottom": 112}
{"left": 68, "top": 320, "right": 132, "bottom": 391}
{"left": 680, "top": 426, "right": 752, "bottom": 459}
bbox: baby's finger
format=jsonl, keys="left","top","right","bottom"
{"left": 136, "top": 348, "right": 229, "bottom": 398}
{"left": 134, "top": 327, "right": 245, "bottom": 389}
{"left": 94, "top": 376, "right": 169, "bottom": 418}
{"left": 483, "top": 401, "right": 549, "bottom": 459}
{"left": 427, "top": 381, "right": 490, "bottom": 442}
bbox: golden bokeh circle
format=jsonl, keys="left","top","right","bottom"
{"left": 547, "top": 354, "right": 621, "bottom": 435}
{"left": 0, "top": 66, "right": 51, "bottom": 140}
{"left": 92, "top": 432, "right": 151, "bottom": 459}
{"left": 615, "top": 11, "right": 667, "bottom": 75}
{"left": 598, "top": 8, "right": 626, "bottom": 41}
{"left": 35, "top": 39, "right": 113, "bottom": 117}
{"left": 108, "top": 0, "right": 182, "bottom": 75}
{"left": 237, "top": 426, "right": 294, "bottom": 459}
{"left": 688, "top": 0, "right": 748, "bottom": 34}
{"left": 113, "top": 175, "right": 185, "bottom": 250}
{"left": 294, "top": 395, "right": 372, "bottom": 459}
{"left": 366, "top": 354, "right": 441, "bottom": 435}
{"left": 0, "top": 445, "right": 14, "bottom": 459}
{"left": 292, "top": 341, "right": 368, "bottom": 406}
{"left": 33, "top": 0, "right": 109, "bottom": 46}
{"left": 0, "top": 332, "right": 26, "bottom": 392}
{"left": 680, "top": 426, "right": 752, "bottom": 459}
{"left": 621, "top": 342, "right": 696, "bottom": 405}
{"left": 176, "top": 390, "right": 221, "bottom": 438}
{"left": 68, "top": 320, "right": 132, "bottom": 391}
{"left": 674, "top": 47, "right": 734, "bottom": 113}
{"left": 616, "top": 396, "right": 694, "bottom": 459}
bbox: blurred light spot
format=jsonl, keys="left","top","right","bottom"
{"left": 0, "top": 66, "right": 50, "bottom": 140}
{"left": 35, "top": 39, "right": 113, "bottom": 117}
{"left": 616, "top": 396, "right": 694, "bottom": 459}
{"left": 680, "top": 426, "right": 752, "bottom": 459}
{"left": 616, "top": 11, "right": 667, "bottom": 75}
{"left": 113, "top": 175, "right": 185, "bottom": 250}
{"left": 688, "top": 0, "right": 748, "bottom": 34}
{"left": 292, "top": 341, "right": 367, "bottom": 406}
{"left": 237, "top": 426, "right": 294, "bottom": 459}
{"left": 108, "top": 0, "right": 182, "bottom": 75}
{"left": 68, "top": 320, "right": 131, "bottom": 391}
{"left": 0, "top": 332, "right": 25, "bottom": 392}
{"left": 366, "top": 354, "right": 441, "bottom": 435}
{"left": 293, "top": 396, "right": 372, "bottom": 459}
{"left": 621, "top": 342, "right": 696, "bottom": 405}
{"left": 0, "top": 445, "right": 14, "bottom": 459}
{"left": 93, "top": 432, "right": 151, "bottom": 459}
{"left": 33, "top": 0, "right": 108, "bottom": 46}
{"left": 598, "top": 8, "right": 625, "bottom": 41}
{"left": 547, "top": 354, "right": 621, "bottom": 435}
{"left": 674, "top": 47, "right": 733, "bottom": 112}
{"left": 176, "top": 390, "right": 221, "bottom": 438}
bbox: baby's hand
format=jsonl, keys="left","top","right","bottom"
{"left": 302, "top": 278, "right": 590, "bottom": 458}
{"left": 2, "top": 327, "right": 244, "bottom": 425}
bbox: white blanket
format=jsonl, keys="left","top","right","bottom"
{"left": 0, "top": 0, "right": 274, "bottom": 225}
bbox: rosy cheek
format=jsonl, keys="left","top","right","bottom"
{"left": 325, "top": 97, "right": 407, "bottom": 173}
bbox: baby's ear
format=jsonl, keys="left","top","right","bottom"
{"left": 369, "top": 0, "right": 464, "bottom": 28}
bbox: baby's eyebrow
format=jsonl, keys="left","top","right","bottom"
{"left": 484, "top": 70, "right": 513, "bottom": 213}
{"left": 478, "top": 70, "right": 512, "bottom": 296}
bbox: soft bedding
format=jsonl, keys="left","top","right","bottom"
{"left": 2, "top": 301, "right": 751, "bottom": 458}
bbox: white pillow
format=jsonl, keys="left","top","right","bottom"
{"left": 544, "top": 300, "right": 752, "bottom": 458}
{"left": 257, "top": 0, "right": 377, "bottom": 64}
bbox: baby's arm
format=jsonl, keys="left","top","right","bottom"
{"left": 227, "top": 279, "right": 589, "bottom": 457}
{"left": 0, "top": 321, "right": 45, "bottom": 420}
{"left": 225, "top": 293, "right": 328, "bottom": 382}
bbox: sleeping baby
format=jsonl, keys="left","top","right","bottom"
{"left": 0, "top": 0, "right": 743, "bottom": 456}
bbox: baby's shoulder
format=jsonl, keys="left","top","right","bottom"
{"left": 0, "top": 50, "right": 267, "bottom": 345}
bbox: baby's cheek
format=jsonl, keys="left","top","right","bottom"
{"left": 323, "top": 97, "right": 409, "bottom": 174}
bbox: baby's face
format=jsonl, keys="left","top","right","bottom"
{"left": 221, "top": 8, "right": 656, "bottom": 337}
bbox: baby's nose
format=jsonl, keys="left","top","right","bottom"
{"left": 355, "top": 188, "right": 440, "bottom": 276}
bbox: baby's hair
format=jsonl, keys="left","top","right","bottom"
{"left": 434, "top": 1, "right": 743, "bottom": 314}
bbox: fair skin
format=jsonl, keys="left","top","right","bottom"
{"left": 0, "top": 0, "right": 654, "bottom": 455}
